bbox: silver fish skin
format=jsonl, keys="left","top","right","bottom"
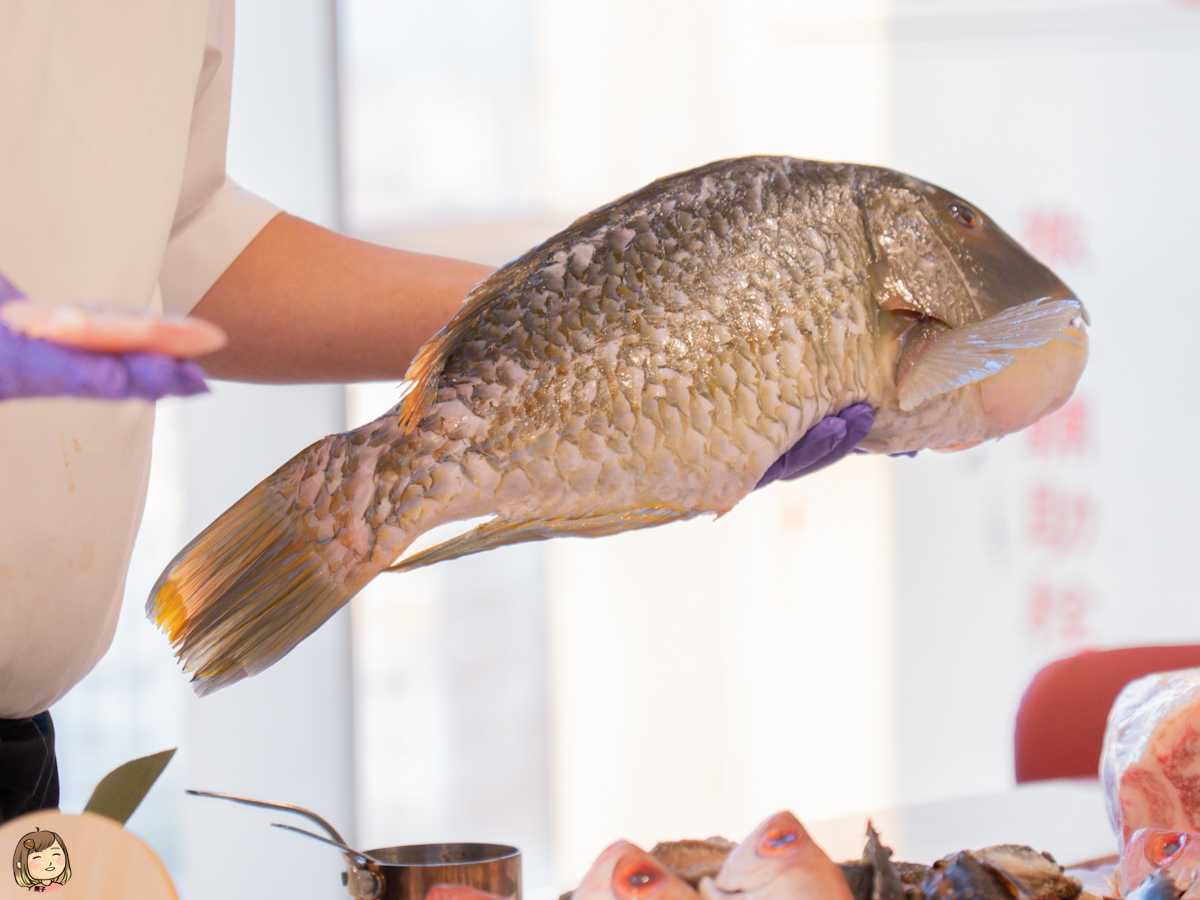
{"left": 148, "top": 156, "right": 1087, "bottom": 692}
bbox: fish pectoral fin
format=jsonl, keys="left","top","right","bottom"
{"left": 895, "top": 297, "right": 1084, "bottom": 411}
{"left": 385, "top": 508, "right": 697, "bottom": 573}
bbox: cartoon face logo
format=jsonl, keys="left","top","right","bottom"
{"left": 12, "top": 829, "right": 71, "bottom": 892}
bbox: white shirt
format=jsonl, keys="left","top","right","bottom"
{"left": 0, "top": 0, "right": 280, "bottom": 718}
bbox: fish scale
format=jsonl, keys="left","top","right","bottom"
{"left": 397, "top": 165, "right": 849, "bottom": 524}
{"left": 149, "top": 155, "right": 1087, "bottom": 692}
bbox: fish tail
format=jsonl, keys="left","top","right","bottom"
{"left": 146, "top": 432, "right": 420, "bottom": 695}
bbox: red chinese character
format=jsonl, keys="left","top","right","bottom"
{"left": 1026, "top": 580, "right": 1097, "bottom": 645}
{"left": 1028, "top": 582, "right": 1055, "bottom": 637}
{"left": 1021, "top": 209, "right": 1088, "bottom": 268}
{"left": 1026, "top": 482, "right": 1099, "bottom": 555}
{"left": 1026, "top": 396, "right": 1092, "bottom": 458}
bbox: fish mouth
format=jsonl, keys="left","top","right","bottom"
{"left": 1057, "top": 313, "right": 1089, "bottom": 347}
{"left": 976, "top": 310, "right": 1089, "bottom": 438}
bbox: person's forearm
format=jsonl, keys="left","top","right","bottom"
{"left": 190, "top": 212, "right": 494, "bottom": 383}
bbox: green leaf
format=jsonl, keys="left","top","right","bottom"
{"left": 84, "top": 748, "right": 177, "bottom": 825}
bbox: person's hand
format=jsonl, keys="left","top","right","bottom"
{"left": 755, "top": 403, "right": 875, "bottom": 489}
{"left": 0, "top": 272, "right": 226, "bottom": 401}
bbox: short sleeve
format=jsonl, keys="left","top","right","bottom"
{"left": 159, "top": 0, "right": 282, "bottom": 314}
{"left": 161, "top": 178, "right": 280, "bottom": 313}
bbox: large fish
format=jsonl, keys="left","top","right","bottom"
{"left": 148, "top": 156, "right": 1088, "bottom": 692}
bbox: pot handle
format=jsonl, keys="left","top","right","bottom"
{"left": 187, "top": 789, "right": 385, "bottom": 899}
{"left": 270, "top": 822, "right": 386, "bottom": 867}
{"left": 186, "top": 788, "right": 352, "bottom": 847}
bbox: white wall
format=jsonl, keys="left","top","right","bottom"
{"left": 886, "top": 0, "right": 1200, "bottom": 804}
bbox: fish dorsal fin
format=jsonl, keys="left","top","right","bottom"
{"left": 395, "top": 270, "right": 515, "bottom": 433}
{"left": 896, "top": 297, "right": 1084, "bottom": 411}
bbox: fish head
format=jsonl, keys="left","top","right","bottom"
{"left": 714, "top": 812, "right": 825, "bottom": 894}
{"left": 1120, "top": 829, "right": 1200, "bottom": 898}
{"left": 574, "top": 841, "right": 700, "bottom": 900}
{"left": 862, "top": 170, "right": 1076, "bottom": 327}
{"left": 858, "top": 168, "right": 1089, "bottom": 448}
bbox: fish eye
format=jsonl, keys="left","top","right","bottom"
{"left": 760, "top": 828, "right": 800, "bottom": 854}
{"left": 1148, "top": 832, "right": 1186, "bottom": 865}
{"left": 614, "top": 862, "right": 663, "bottom": 897}
{"left": 947, "top": 201, "right": 978, "bottom": 228}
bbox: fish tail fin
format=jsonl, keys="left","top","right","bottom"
{"left": 146, "top": 443, "right": 396, "bottom": 695}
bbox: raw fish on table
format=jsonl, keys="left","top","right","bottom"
{"left": 147, "top": 156, "right": 1089, "bottom": 692}
{"left": 573, "top": 841, "right": 702, "bottom": 900}
{"left": 590, "top": 813, "right": 1087, "bottom": 900}
{"left": 698, "top": 810, "right": 855, "bottom": 900}
{"left": 1119, "top": 830, "right": 1200, "bottom": 898}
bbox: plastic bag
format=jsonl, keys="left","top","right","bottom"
{"left": 1101, "top": 669, "right": 1200, "bottom": 847}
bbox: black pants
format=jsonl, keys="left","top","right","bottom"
{"left": 0, "top": 712, "right": 59, "bottom": 822}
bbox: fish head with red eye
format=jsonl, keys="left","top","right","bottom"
{"left": 714, "top": 812, "right": 814, "bottom": 892}
{"left": 858, "top": 166, "right": 1088, "bottom": 448}
{"left": 860, "top": 168, "right": 1080, "bottom": 327}
{"left": 611, "top": 850, "right": 676, "bottom": 900}
{"left": 574, "top": 842, "right": 700, "bottom": 900}
{"left": 1120, "top": 829, "right": 1200, "bottom": 897}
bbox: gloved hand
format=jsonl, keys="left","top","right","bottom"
{"left": 755, "top": 403, "right": 875, "bottom": 489}
{"left": 0, "top": 272, "right": 224, "bottom": 401}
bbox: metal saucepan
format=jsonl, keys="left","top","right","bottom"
{"left": 188, "top": 790, "right": 522, "bottom": 900}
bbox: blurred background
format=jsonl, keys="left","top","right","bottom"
{"left": 47, "top": 0, "right": 1200, "bottom": 896}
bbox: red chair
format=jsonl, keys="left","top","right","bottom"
{"left": 1015, "top": 645, "right": 1200, "bottom": 783}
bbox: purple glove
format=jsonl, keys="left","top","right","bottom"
{"left": 0, "top": 273, "right": 210, "bottom": 401}
{"left": 755, "top": 403, "right": 875, "bottom": 489}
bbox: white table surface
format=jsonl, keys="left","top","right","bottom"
{"left": 808, "top": 779, "right": 1116, "bottom": 868}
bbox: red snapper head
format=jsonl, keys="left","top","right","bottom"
{"left": 714, "top": 812, "right": 815, "bottom": 893}
{"left": 1120, "top": 830, "right": 1200, "bottom": 898}
{"left": 574, "top": 842, "right": 700, "bottom": 900}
